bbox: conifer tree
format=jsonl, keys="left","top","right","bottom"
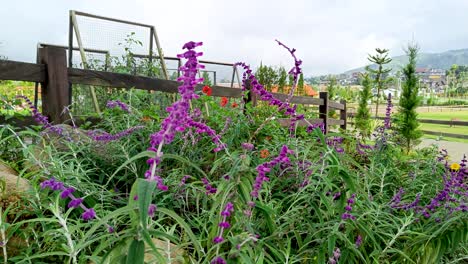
{"left": 367, "top": 48, "right": 392, "bottom": 118}
{"left": 395, "top": 44, "right": 422, "bottom": 153}
{"left": 202, "top": 71, "right": 212, "bottom": 86}
{"left": 355, "top": 73, "right": 372, "bottom": 138}
{"left": 297, "top": 73, "right": 305, "bottom": 96}
{"left": 327, "top": 76, "right": 338, "bottom": 117}
{"left": 278, "top": 67, "right": 288, "bottom": 94}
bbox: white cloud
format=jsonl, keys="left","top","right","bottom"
{"left": 1, "top": 0, "right": 468, "bottom": 75}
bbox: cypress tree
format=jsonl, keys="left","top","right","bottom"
{"left": 202, "top": 71, "right": 212, "bottom": 86}
{"left": 297, "top": 73, "right": 305, "bottom": 96}
{"left": 395, "top": 44, "right": 422, "bottom": 153}
{"left": 278, "top": 67, "right": 288, "bottom": 94}
{"left": 355, "top": 73, "right": 372, "bottom": 138}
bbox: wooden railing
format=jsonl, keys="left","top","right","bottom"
{"left": 0, "top": 46, "right": 347, "bottom": 133}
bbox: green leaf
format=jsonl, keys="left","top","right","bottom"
{"left": 138, "top": 178, "right": 156, "bottom": 228}
{"left": 126, "top": 239, "right": 145, "bottom": 264}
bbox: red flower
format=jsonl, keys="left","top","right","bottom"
{"left": 231, "top": 102, "right": 238, "bottom": 108}
{"left": 202, "top": 86, "right": 212, "bottom": 96}
{"left": 220, "top": 97, "right": 228, "bottom": 107}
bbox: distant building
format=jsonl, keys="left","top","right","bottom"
{"left": 414, "top": 68, "right": 447, "bottom": 93}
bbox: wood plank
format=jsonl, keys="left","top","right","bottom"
{"left": 277, "top": 118, "right": 323, "bottom": 127}
{"left": 328, "top": 119, "right": 345, "bottom": 126}
{"left": 366, "top": 116, "right": 468, "bottom": 126}
{"left": 270, "top": 92, "right": 323, "bottom": 105}
{"left": 421, "top": 130, "right": 468, "bottom": 139}
{"left": 329, "top": 100, "right": 345, "bottom": 110}
{"left": 0, "top": 60, "right": 46, "bottom": 82}
{"left": 340, "top": 99, "right": 347, "bottom": 130}
{"left": 68, "top": 68, "right": 244, "bottom": 97}
{"left": 39, "top": 47, "right": 70, "bottom": 123}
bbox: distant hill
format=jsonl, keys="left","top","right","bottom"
{"left": 345, "top": 48, "right": 468, "bottom": 74}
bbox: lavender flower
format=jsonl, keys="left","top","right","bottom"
{"left": 341, "top": 194, "right": 356, "bottom": 220}
{"left": 213, "top": 202, "right": 234, "bottom": 244}
{"left": 241, "top": 142, "right": 254, "bottom": 151}
{"left": 17, "top": 95, "right": 70, "bottom": 139}
{"left": 145, "top": 42, "right": 226, "bottom": 191}
{"left": 328, "top": 248, "right": 341, "bottom": 264}
{"left": 87, "top": 125, "right": 144, "bottom": 142}
{"left": 251, "top": 145, "right": 294, "bottom": 198}
{"left": 384, "top": 94, "right": 392, "bottom": 129}
{"left": 148, "top": 204, "right": 157, "bottom": 217}
{"left": 41, "top": 178, "right": 96, "bottom": 221}
{"left": 355, "top": 235, "right": 363, "bottom": 247}
{"left": 106, "top": 100, "right": 131, "bottom": 113}
{"left": 202, "top": 177, "right": 217, "bottom": 195}
{"left": 211, "top": 257, "right": 227, "bottom": 264}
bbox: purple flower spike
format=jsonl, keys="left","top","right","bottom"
{"left": 241, "top": 143, "right": 254, "bottom": 151}
{"left": 106, "top": 100, "right": 131, "bottom": 113}
{"left": 355, "top": 235, "right": 363, "bottom": 247}
{"left": 82, "top": 208, "right": 96, "bottom": 221}
{"left": 68, "top": 198, "right": 84, "bottom": 208}
{"left": 148, "top": 204, "right": 157, "bottom": 218}
{"left": 213, "top": 236, "right": 224, "bottom": 244}
{"left": 60, "top": 187, "right": 75, "bottom": 199}
{"left": 211, "top": 256, "right": 227, "bottom": 264}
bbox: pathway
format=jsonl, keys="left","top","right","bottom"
{"left": 419, "top": 138, "right": 467, "bottom": 162}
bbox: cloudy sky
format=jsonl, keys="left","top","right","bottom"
{"left": 1, "top": 0, "right": 467, "bottom": 76}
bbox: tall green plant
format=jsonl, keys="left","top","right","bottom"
{"left": 297, "top": 73, "right": 305, "bottom": 96}
{"left": 202, "top": 71, "right": 212, "bottom": 86}
{"left": 277, "top": 67, "right": 287, "bottom": 94}
{"left": 355, "top": 73, "right": 372, "bottom": 138}
{"left": 367, "top": 48, "right": 392, "bottom": 118}
{"left": 327, "top": 76, "right": 337, "bottom": 117}
{"left": 395, "top": 44, "right": 422, "bottom": 153}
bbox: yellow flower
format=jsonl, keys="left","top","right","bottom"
{"left": 450, "top": 163, "right": 461, "bottom": 171}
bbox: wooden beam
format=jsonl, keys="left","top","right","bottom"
{"left": 277, "top": 118, "right": 323, "bottom": 127}
{"left": 39, "top": 47, "right": 70, "bottom": 124}
{"left": 0, "top": 60, "right": 46, "bottom": 82}
{"left": 319, "top": 92, "right": 329, "bottom": 133}
{"left": 270, "top": 93, "right": 323, "bottom": 105}
{"left": 421, "top": 130, "right": 468, "bottom": 139}
{"left": 340, "top": 99, "right": 347, "bottom": 130}
{"left": 329, "top": 100, "right": 345, "bottom": 110}
{"left": 328, "top": 119, "right": 345, "bottom": 126}
{"left": 68, "top": 68, "right": 244, "bottom": 97}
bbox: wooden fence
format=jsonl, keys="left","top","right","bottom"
{"left": 347, "top": 115, "right": 468, "bottom": 140}
{"left": 0, "top": 46, "right": 347, "bottom": 133}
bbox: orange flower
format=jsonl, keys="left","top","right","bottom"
{"left": 220, "top": 97, "right": 228, "bottom": 107}
{"left": 231, "top": 102, "right": 238, "bottom": 108}
{"left": 141, "top": 116, "right": 151, "bottom": 122}
{"left": 202, "top": 86, "right": 212, "bottom": 96}
{"left": 260, "top": 149, "right": 270, "bottom": 158}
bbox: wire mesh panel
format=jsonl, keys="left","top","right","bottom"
{"left": 69, "top": 10, "right": 169, "bottom": 116}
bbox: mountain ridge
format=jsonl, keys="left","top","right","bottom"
{"left": 344, "top": 48, "right": 468, "bottom": 74}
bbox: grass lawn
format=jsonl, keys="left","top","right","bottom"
{"left": 420, "top": 123, "right": 468, "bottom": 135}
{"left": 417, "top": 110, "right": 468, "bottom": 121}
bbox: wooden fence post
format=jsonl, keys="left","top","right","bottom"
{"left": 38, "top": 47, "right": 70, "bottom": 124}
{"left": 243, "top": 79, "right": 257, "bottom": 114}
{"left": 340, "top": 99, "right": 347, "bottom": 130}
{"left": 319, "top": 92, "right": 329, "bottom": 134}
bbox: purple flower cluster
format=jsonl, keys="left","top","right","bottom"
{"left": 201, "top": 177, "right": 217, "bottom": 195}
{"left": 355, "top": 234, "right": 363, "bottom": 248}
{"left": 341, "top": 194, "right": 356, "bottom": 220}
{"left": 328, "top": 248, "right": 341, "bottom": 264}
{"left": 179, "top": 175, "right": 191, "bottom": 187}
{"left": 106, "top": 100, "right": 131, "bottom": 113}
{"left": 327, "top": 136, "right": 344, "bottom": 153}
{"left": 251, "top": 145, "right": 294, "bottom": 198}
{"left": 356, "top": 142, "right": 374, "bottom": 155}
{"left": 241, "top": 142, "right": 254, "bottom": 151}
{"left": 213, "top": 202, "right": 234, "bottom": 245}
{"left": 390, "top": 155, "right": 467, "bottom": 220}
{"left": 41, "top": 178, "right": 96, "bottom": 221}
{"left": 17, "top": 95, "right": 66, "bottom": 137}
{"left": 145, "top": 42, "right": 226, "bottom": 191}
{"left": 87, "top": 125, "right": 144, "bottom": 142}
{"left": 384, "top": 94, "right": 392, "bottom": 129}
{"left": 236, "top": 41, "right": 320, "bottom": 134}
{"left": 210, "top": 257, "right": 226, "bottom": 264}
{"left": 275, "top": 39, "right": 303, "bottom": 97}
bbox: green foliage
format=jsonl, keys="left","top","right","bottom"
{"left": 327, "top": 76, "right": 337, "bottom": 118}
{"left": 395, "top": 44, "right": 423, "bottom": 153}
{"left": 355, "top": 73, "right": 372, "bottom": 138}
{"left": 297, "top": 73, "right": 305, "bottom": 96}
{"left": 277, "top": 67, "right": 288, "bottom": 94}
{"left": 366, "top": 48, "right": 392, "bottom": 118}
{"left": 202, "top": 71, "right": 212, "bottom": 86}
{"left": 255, "top": 63, "right": 278, "bottom": 91}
